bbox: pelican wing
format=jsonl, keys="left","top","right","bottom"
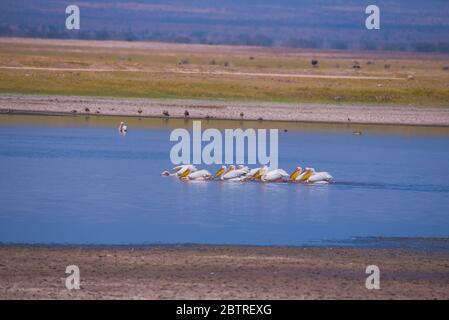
{"left": 262, "top": 169, "right": 289, "bottom": 181}
{"left": 277, "top": 169, "right": 289, "bottom": 177}
{"left": 295, "top": 170, "right": 313, "bottom": 182}
{"left": 223, "top": 168, "right": 247, "bottom": 179}
{"left": 222, "top": 171, "right": 237, "bottom": 179}
{"left": 175, "top": 165, "right": 197, "bottom": 175}
{"left": 246, "top": 168, "right": 261, "bottom": 177}
{"left": 308, "top": 172, "right": 333, "bottom": 183}
{"left": 188, "top": 170, "right": 211, "bottom": 180}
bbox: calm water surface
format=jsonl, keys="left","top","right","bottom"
{"left": 0, "top": 115, "right": 448, "bottom": 246}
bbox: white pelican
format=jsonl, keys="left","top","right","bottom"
{"left": 221, "top": 165, "right": 249, "bottom": 180}
{"left": 246, "top": 167, "right": 261, "bottom": 179}
{"left": 289, "top": 167, "right": 333, "bottom": 184}
{"left": 247, "top": 168, "right": 259, "bottom": 175}
{"left": 212, "top": 165, "right": 228, "bottom": 179}
{"left": 174, "top": 164, "right": 197, "bottom": 175}
{"left": 226, "top": 165, "right": 251, "bottom": 181}
{"left": 307, "top": 169, "right": 333, "bottom": 184}
{"left": 161, "top": 164, "right": 197, "bottom": 176}
{"left": 288, "top": 166, "right": 302, "bottom": 182}
{"left": 246, "top": 165, "right": 268, "bottom": 180}
{"left": 261, "top": 169, "right": 289, "bottom": 182}
{"left": 180, "top": 169, "right": 212, "bottom": 181}
{"left": 291, "top": 167, "right": 315, "bottom": 183}
{"left": 212, "top": 165, "right": 250, "bottom": 180}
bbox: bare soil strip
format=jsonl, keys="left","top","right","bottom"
{"left": 0, "top": 245, "right": 448, "bottom": 299}
{"left": 0, "top": 66, "right": 403, "bottom": 80}
{"left": 1, "top": 94, "right": 448, "bottom": 126}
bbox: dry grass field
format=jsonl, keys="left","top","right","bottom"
{"left": 0, "top": 38, "right": 449, "bottom": 106}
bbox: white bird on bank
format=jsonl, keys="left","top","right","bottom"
{"left": 118, "top": 121, "right": 127, "bottom": 133}
{"left": 261, "top": 168, "right": 289, "bottom": 182}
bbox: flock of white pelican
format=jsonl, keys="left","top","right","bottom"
{"left": 161, "top": 164, "right": 333, "bottom": 184}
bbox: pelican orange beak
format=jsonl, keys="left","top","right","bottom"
{"left": 298, "top": 169, "right": 314, "bottom": 182}
{"left": 289, "top": 167, "right": 302, "bottom": 181}
{"left": 213, "top": 167, "right": 226, "bottom": 178}
{"left": 179, "top": 169, "right": 191, "bottom": 179}
{"left": 253, "top": 166, "right": 268, "bottom": 180}
{"left": 252, "top": 169, "right": 263, "bottom": 180}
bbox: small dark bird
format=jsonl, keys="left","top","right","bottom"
{"left": 163, "top": 110, "right": 170, "bottom": 117}
{"left": 348, "top": 117, "right": 351, "bottom": 122}
{"left": 240, "top": 112, "right": 244, "bottom": 118}
{"left": 84, "top": 107, "right": 90, "bottom": 112}
{"left": 311, "top": 59, "right": 318, "bottom": 67}
{"left": 258, "top": 117, "right": 263, "bottom": 121}
{"left": 284, "top": 129, "right": 288, "bottom": 132}
{"left": 138, "top": 109, "right": 142, "bottom": 114}
{"left": 184, "top": 110, "right": 190, "bottom": 117}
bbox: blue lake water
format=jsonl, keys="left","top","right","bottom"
{"left": 0, "top": 115, "right": 449, "bottom": 246}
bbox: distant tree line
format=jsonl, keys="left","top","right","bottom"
{"left": 1, "top": 23, "right": 449, "bottom": 53}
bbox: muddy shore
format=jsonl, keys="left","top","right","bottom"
{"left": 0, "top": 245, "right": 448, "bottom": 299}
{"left": 1, "top": 94, "right": 449, "bottom": 126}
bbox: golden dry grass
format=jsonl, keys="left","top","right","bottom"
{"left": 0, "top": 38, "right": 448, "bottom": 106}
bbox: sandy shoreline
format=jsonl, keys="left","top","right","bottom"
{"left": 0, "top": 245, "right": 448, "bottom": 299}
{"left": 1, "top": 94, "right": 449, "bottom": 126}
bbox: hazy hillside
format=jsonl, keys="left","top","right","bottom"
{"left": 0, "top": 0, "right": 448, "bottom": 52}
